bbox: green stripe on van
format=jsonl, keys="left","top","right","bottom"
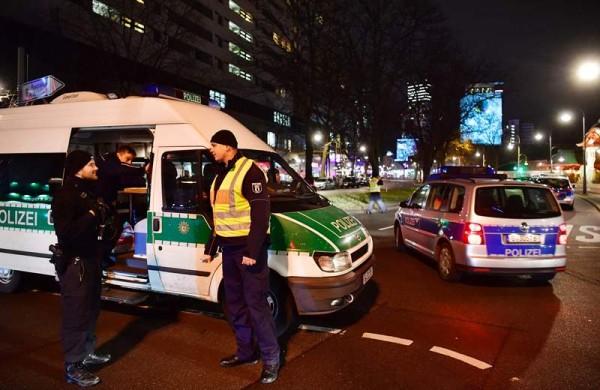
{"left": 147, "top": 205, "right": 366, "bottom": 254}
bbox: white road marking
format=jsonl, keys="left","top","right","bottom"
{"left": 566, "top": 224, "right": 574, "bottom": 238}
{"left": 429, "top": 346, "right": 492, "bottom": 370}
{"left": 577, "top": 246, "right": 600, "bottom": 249}
{"left": 378, "top": 225, "right": 394, "bottom": 231}
{"left": 362, "top": 332, "right": 413, "bottom": 346}
{"left": 298, "top": 324, "right": 344, "bottom": 334}
{"left": 575, "top": 226, "right": 600, "bottom": 243}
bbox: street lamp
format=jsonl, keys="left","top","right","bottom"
{"left": 507, "top": 135, "right": 522, "bottom": 169}
{"left": 535, "top": 131, "right": 553, "bottom": 172}
{"left": 359, "top": 145, "right": 367, "bottom": 153}
{"left": 566, "top": 59, "right": 600, "bottom": 194}
{"left": 313, "top": 131, "right": 323, "bottom": 143}
{"left": 559, "top": 109, "right": 589, "bottom": 193}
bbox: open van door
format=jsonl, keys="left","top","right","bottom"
{"left": 148, "top": 146, "right": 220, "bottom": 298}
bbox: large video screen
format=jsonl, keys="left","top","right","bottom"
{"left": 396, "top": 138, "right": 417, "bottom": 161}
{"left": 460, "top": 85, "right": 502, "bottom": 145}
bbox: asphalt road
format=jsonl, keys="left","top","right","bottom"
{"left": 0, "top": 195, "right": 599, "bottom": 389}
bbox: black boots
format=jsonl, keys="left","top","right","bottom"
{"left": 82, "top": 352, "right": 111, "bottom": 365}
{"left": 260, "top": 363, "right": 280, "bottom": 384}
{"left": 219, "top": 354, "right": 259, "bottom": 368}
{"left": 65, "top": 362, "right": 100, "bottom": 387}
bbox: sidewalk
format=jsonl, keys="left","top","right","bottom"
{"left": 577, "top": 191, "right": 600, "bottom": 212}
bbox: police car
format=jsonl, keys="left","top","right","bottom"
{"left": 394, "top": 166, "right": 567, "bottom": 282}
{"left": 530, "top": 174, "right": 575, "bottom": 210}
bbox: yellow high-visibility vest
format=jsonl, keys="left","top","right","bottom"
{"left": 369, "top": 177, "right": 381, "bottom": 193}
{"left": 210, "top": 157, "right": 253, "bottom": 237}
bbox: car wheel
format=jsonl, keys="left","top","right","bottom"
{"left": 0, "top": 268, "right": 22, "bottom": 293}
{"left": 437, "top": 243, "right": 461, "bottom": 282}
{"left": 394, "top": 224, "right": 406, "bottom": 252}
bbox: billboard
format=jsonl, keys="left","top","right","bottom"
{"left": 460, "top": 83, "right": 503, "bottom": 145}
{"left": 396, "top": 138, "right": 417, "bottom": 161}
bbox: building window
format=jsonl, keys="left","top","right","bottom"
{"left": 92, "top": 0, "right": 144, "bottom": 33}
{"left": 209, "top": 90, "right": 226, "bottom": 109}
{"left": 228, "top": 64, "right": 253, "bottom": 82}
{"left": 275, "top": 87, "right": 287, "bottom": 98}
{"left": 229, "top": 0, "right": 253, "bottom": 23}
{"left": 229, "top": 21, "right": 253, "bottom": 43}
{"left": 228, "top": 42, "right": 252, "bottom": 61}
{"left": 272, "top": 32, "right": 292, "bottom": 52}
{"left": 273, "top": 111, "right": 291, "bottom": 127}
{"left": 267, "top": 132, "right": 276, "bottom": 148}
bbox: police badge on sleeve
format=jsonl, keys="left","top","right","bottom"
{"left": 252, "top": 182, "right": 263, "bottom": 193}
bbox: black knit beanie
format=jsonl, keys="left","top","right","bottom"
{"left": 64, "top": 150, "right": 93, "bottom": 177}
{"left": 210, "top": 129, "right": 238, "bottom": 148}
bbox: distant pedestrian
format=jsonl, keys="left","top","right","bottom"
{"left": 200, "top": 130, "right": 281, "bottom": 384}
{"left": 367, "top": 175, "right": 386, "bottom": 214}
{"left": 52, "top": 150, "right": 112, "bottom": 387}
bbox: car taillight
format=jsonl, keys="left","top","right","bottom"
{"left": 463, "top": 222, "right": 484, "bottom": 245}
{"left": 557, "top": 223, "right": 567, "bottom": 245}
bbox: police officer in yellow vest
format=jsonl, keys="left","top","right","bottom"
{"left": 201, "top": 130, "right": 280, "bottom": 384}
{"left": 367, "top": 175, "right": 387, "bottom": 214}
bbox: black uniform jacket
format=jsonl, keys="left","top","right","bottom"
{"left": 204, "top": 153, "right": 270, "bottom": 260}
{"left": 96, "top": 153, "right": 146, "bottom": 204}
{"left": 51, "top": 177, "right": 101, "bottom": 259}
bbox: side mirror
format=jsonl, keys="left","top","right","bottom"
{"left": 399, "top": 200, "right": 410, "bottom": 208}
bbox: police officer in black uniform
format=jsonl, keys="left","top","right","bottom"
{"left": 201, "top": 130, "right": 281, "bottom": 384}
{"left": 52, "top": 150, "right": 112, "bottom": 387}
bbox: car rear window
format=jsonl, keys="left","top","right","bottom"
{"left": 536, "top": 178, "right": 571, "bottom": 189}
{"left": 475, "top": 186, "right": 561, "bottom": 219}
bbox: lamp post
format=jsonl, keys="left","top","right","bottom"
{"left": 507, "top": 135, "right": 521, "bottom": 169}
{"left": 475, "top": 150, "right": 485, "bottom": 166}
{"left": 535, "top": 131, "right": 553, "bottom": 172}
{"left": 559, "top": 109, "right": 588, "bottom": 194}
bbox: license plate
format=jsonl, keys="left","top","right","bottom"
{"left": 507, "top": 233, "right": 541, "bottom": 243}
{"left": 362, "top": 266, "right": 373, "bottom": 285}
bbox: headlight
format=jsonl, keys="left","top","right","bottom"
{"left": 313, "top": 252, "right": 352, "bottom": 272}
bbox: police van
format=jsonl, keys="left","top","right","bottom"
{"left": 0, "top": 92, "right": 374, "bottom": 333}
{"left": 394, "top": 166, "right": 566, "bottom": 282}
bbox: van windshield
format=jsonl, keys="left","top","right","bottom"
{"left": 241, "top": 150, "right": 329, "bottom": 212}
{"left": 475, "top": 186, "right": 561, "bottom": 219}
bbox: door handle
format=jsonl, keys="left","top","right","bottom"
{"left": 152, "top": 217, "right": 161, "bottom": 232}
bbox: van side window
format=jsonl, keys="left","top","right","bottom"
{"left": 446, "top": 186, "right": 465, "bottom": 213}
{"left": 410, "top": 184, "right": 430, "bottom": 209}
{"left": 0, "top": 153, "right": 64, "bottom": 204}
{"left": 426, "top": 184, "right": 449, "bottom": 211}
{"left": 162, "top": 150, "right": 213, "bottom": 213}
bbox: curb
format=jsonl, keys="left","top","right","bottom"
{"left": 578, "top": 195, "right": 600, "bottom": 212}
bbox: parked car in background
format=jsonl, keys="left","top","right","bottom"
{"left": 530, "top": 175, "right": 575, "bottom": 210}
{"left": 314, "top": 177, "right": 336, "bottom": 190}
{"left": 356, "top": 175, "right": 369, "bottom": 187}
{"left": 341, "top": 176, "right": 359, "bottom": 188}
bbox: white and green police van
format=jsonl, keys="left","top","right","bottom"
{"left": 0, "top": 92, "right": 374, "bottom": 332}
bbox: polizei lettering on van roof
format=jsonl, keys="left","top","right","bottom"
{"left": 330, "top": 216, "right": 359, "bottom": 233}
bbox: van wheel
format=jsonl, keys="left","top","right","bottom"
{"left": 219, "top": 274, "right": 298, "bottom": 337}
{"left": 0, "top": 268, "right": 22, "bottom": 293}
{"left": 437, "top": 243, "right": 461, "bottom": 282}
{"left": 267, "top": 275, "right": 298, "bottom": 337}
{"left": 394, "top": 224, "right": 406, "bottom": 252}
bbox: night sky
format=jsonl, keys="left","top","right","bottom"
{"left": 436, "top": 0, "right": 600, "bottom": 145}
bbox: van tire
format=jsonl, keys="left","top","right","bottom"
{"left": 219, "top": 274, "right": 298, "bottom": 337}
{"left": 0, "top": 269, "right": 22, "bottom": 293}
{"left": 394, "top": 224, "right": 406, "bottom": 252}
{"left": 436, "top": 243, "right": 461, "bottom": 282}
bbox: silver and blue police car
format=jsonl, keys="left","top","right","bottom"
{"left": 530, "top": 174, "right": 575, "bottom": 210}
{"left": 394, "top": 166, "right": 567, "bottom": 282}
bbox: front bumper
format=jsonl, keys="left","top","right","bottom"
{"left": 287, "top": 255, "right": 375, "bottom": 315}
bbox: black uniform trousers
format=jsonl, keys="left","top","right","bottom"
{"left": 222, "top": 243, "right": 280, "bottom": 366}
{"left": 58, "top": 256, "right": 102, "bottom": 363}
